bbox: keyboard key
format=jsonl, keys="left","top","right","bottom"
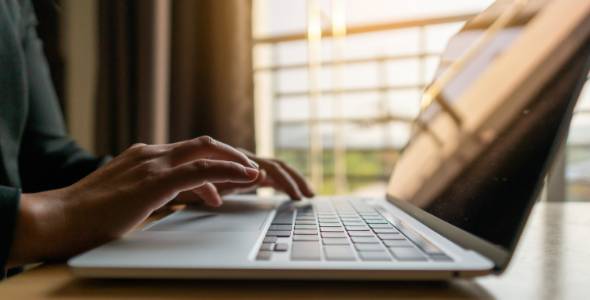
{"left": 266, "top": 230, "right": 291, "bottom": 237}
{"left": 389, "top": 247, "right": 428, "bottom": 261}
{"left": 338, "top": 213, "right": 358, "bottom": 216}
{"left": 272, "top": 213, "right": 294, "bottom": 225}
{"left": 369, "top": 224, "right": 393, "bottom": 229}
{"left": 365, "top": 219, "right": 388, "bottom": 224}
{"left": 272, "top": 217, "right": 293, "bottom": 225}
{"left": 321, "top": 232, "right": 347, "bottom": 238}
{"left": 320, "top": 227, "right": 344, "bottom": 232}
{"left": 269, "top": 225, "right": 292, "bottom": 231}
{"left": 263, "top": 236, "right": 277, "bottom": 243}
{"left": 319, "top": 222, "right": 341, "bottom": 227}
{"left": 340, "top": 217, "right": 362, "bottom": 222}
{"left": 346, "top": 225, "right": 370, "bottom": 231}
{"left": 373, "top": 228, "right": 399, "bottom": 234}
{"left": 295, "top": 220, "right": 317, "bottom": 225}
{"left": 272, "top": 219, "right": 293, "bottom": 225}
{"left": 351, "top": 236, "right": 379, "bottom": 244}
{"left": 324, "top": 245, "right": 356, "bottom": 261}
{"left": 378, "top": 234, "right": 405, "bottom": 240}
{"left": 318, "top": 218, "right": 339, "bottom": 223}
{"left": 293, "top": 234, "right": 319, "bottom": 241}
{"left": 348, "top": 231, "right": 374, "bottom": 237}
{"left": 322, "top": 238, "right": 350, "bottom": 245}
{"left": 291, "top": 242, "right": 321, "bottom": 261}
{"left": 318, "top": 214, "right": 337, "bottom": 218}
{"left": 295, "top": 224, "right": 317, "bottom": 230}
{"left": 260, "top": 243, "right": 274, "bottom": 251}
{"left": 274, "top": 243, "right": 289, "bottom": 252}
{"left": 256, "top": 251, "right": 272, "bottom": 260}
{"left": 359, "top": 251, "right": 391, "bottom": 261}
{"left": 296, "top": 216, "right": 316, "bottom": 221}
{"left": 273, "top": 212, "right": 293, "bottom": 224}
{"left": 360, "top": 213, "right": 381, "bottom": 218}
{"left": 342, "top": 221, "right": 364, "bottom": 226}
{"left": 354, "top": 243, "right": 385, "bottom": 251}
{"left": 383, "top": 240, "right": 412, "bottom": 247}
{"left": 294, "top": 229, "right": 318, "bottom": 235}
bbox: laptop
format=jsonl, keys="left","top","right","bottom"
{"left": 69, "top": 0, "right": 590, "bottom": 280}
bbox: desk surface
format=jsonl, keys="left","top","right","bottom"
{"left": 1, "top": 202, "right": 589, "bottom": 299}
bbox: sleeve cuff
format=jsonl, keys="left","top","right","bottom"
{"left": 0, "top": 186, "right": 20, "bottom": 278}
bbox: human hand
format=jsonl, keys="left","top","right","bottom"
{"left": 8, "top": 136, "right": 260, "bottom": 266}
{"left": 174, "top": 149, "right": 315, "bottom": 207}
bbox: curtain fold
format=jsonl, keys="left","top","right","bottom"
{"left": 95, "top": 0, "right": 155, "bottom": 155}
{"left": 169, "top": 0, "right": 255, "bottom": 151}
{"left": 95, "top": 0, "right": 255, "bottom": 155}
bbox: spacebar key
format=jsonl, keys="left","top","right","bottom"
{"left": 291, "top": 242, "right": 321, "bottom": 261}
{"left": 324, "top": 245, "right": 356, "bottom": 261}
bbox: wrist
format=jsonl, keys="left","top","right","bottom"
{"left": 8, "top": 190, "right": 71, "bottom": 267}
{"left": 7, "top": 193, "right": 46, "bottom": 267}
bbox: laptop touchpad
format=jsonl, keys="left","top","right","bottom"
{"left": 146, "top": 196, "right": 279, "bottom": 232}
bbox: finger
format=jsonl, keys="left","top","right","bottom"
{"left": 273, "top": 160, "right": 315, "bottom": 198}
{"left": 192, "top": 182, "right": 223, "bottom": 207}
{"left": 168, "top": 136, "right": 258, "bottom": 169}
{"left": 171, "top": 190, "right": 205, "bottom": 205}
{"left": 107, "top": 143, "right": 168, "bottom": 171}
{"left": 214, "top": 170, "right": 268, "bottom": 195}
{"left": 214, "top": 184, "right": 258, "bottom": 196}
{"left": 261, "top": 160, "right": 303, "bottom": 200}
{"left": 164, "top": 159, "right": 259, "bottom": 193}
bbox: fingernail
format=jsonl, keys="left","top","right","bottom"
{"left": 248, "top": 159, "right": 259, "bottom": 169}
{"left": 245, "top": 167, "right": 259, "bottom": 178}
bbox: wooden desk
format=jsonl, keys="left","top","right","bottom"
{"left": 1, "top": 202, "right": 589, "bottom": 299}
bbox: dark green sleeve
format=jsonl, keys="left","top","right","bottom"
{"left": 0, "top": 186, "right": 20, "bottom": 278}
{"left": 17, "top": 0, "right": 109, "bottom": 192}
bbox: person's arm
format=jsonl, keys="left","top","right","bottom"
{"left": 18, "top": 0, "right": 108, "bottom": 193}
{"left": 7, "top": 137, "right": 261, "bottom": 267}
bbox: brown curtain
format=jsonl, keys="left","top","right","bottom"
{"left": 95, "top": 0, "right": 155, "bottom": 155}
{"left": 169, "top": 0, "right": 255, "bottom": 151}
{"left": 95, "top": 0, "right": 255, "bottom": 155}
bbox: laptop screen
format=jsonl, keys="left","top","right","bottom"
{"left": 386, "top": 3, "right": 590, "bottom": 255}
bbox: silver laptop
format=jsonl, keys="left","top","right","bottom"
{"left": 69, "top": 1, "right": 590, "bottom": 280}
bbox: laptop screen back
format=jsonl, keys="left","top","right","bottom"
{"left": 386, "top": 1, "right": 590, "bottom": 260}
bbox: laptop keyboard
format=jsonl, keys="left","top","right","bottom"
{"left": 256, "top": 198, "right": 453, "bottom": 262}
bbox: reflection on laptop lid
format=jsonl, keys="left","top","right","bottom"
{"left": 387, "top": 0, "right": 590, "bottom": 271}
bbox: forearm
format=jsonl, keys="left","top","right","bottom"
{"left": 6, "top": 189, "right": 112, "bottom": 268}
{"left": 5, "top": 137, "right": 267, "bottom": 268}
{"left": 6, "top": 193, "right": 58, "bottom": 268}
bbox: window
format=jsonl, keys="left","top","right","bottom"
{"left": 253, "top": 0, "right": 590, "bottom": 202}
{"left": 253, "top": 0, "right": 494, "bottom": 195}
{"left": 252, "top": 0, "right": 495, "bottom": 195}
{"left": 567, "top": 80, "right": 590, "bottom": 201}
